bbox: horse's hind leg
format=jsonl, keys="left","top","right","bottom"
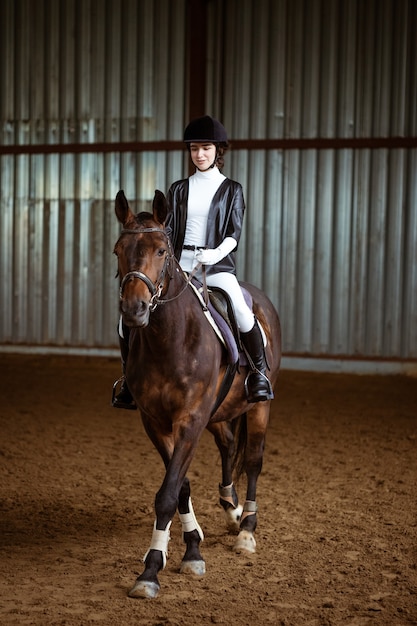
{"left": 207, "top": 421, "right": 243, "bottom": 532}
{"left": 178, "top": 476, "right": 205, "bottom": 575}
{"left": 234, "top": 403, "right": 270, "bottom": 554}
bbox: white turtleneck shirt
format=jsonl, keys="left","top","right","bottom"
{"left": 180, "top": 167, "right": 226, "bottom": 272}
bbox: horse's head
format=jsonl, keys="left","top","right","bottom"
{"left": 114, "top": 189, "right": 171, "bottom": 327}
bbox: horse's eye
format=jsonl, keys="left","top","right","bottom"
{"left": 157, "top": 248, "right": 166, "bottom": 257}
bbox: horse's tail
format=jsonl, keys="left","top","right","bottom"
{"left": 231, "top": 413, "right": 247, "bottom": 481}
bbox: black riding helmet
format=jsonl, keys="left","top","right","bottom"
{"left": 183, "top": 115, "right": 228, "bottom": 145}
{"left": 183, "top": 116, "right": 229, "bottom": 170}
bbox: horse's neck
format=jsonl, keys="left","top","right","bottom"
{"left": 131, "top": 276, "right": 222, "bottom": 374}
{"left": 149, "top": 277, "right": 201, "bottom": 341}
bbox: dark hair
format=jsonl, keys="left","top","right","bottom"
{"left": 215, "top": 143, "right": 229, "bottom": 170}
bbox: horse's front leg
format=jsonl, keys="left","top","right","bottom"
{"left": 178, "top": 476, "right": 205, "bottom": 575}
{"left": 129, "top": 422, "right": 206, "bottom": 599}
{"left": 128, "top": 478, "right": 176, "bottom": 599}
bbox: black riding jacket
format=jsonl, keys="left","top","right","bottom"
{"left": 165, "top": 177, "right": 245, "bottom": 275}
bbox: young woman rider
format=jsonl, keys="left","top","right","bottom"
{"left": 112, "top": 115, "right": 273, "bottom": 409}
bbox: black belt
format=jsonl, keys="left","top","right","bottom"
{"left": 183, "top": 245, "right": 207, "bottom": 251}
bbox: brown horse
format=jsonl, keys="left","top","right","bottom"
{"left": 113, "top": 190, "right": 281, "bottom": 599}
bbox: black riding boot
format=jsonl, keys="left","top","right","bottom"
{"left": 240, "top": 320, "right": 274, "bottom": 403}
{"left": 112, "top": 328, "right": 137, "bottom": 410}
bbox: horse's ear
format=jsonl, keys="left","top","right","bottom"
{"left": 153, "top": 189, "right": 168, "bottom": 226}
{"left": 115, "top": 190, "right": 135, "bottom": 226}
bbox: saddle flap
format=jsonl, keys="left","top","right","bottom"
{"left": 208, "top": 287, "right": 242, "bottom": 350}
{"left": 189, "top": 277, "right": 265, "bottom": 367}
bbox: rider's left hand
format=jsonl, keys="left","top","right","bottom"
{"left": 195, "top": 247, "right": 223, "bottom": 265}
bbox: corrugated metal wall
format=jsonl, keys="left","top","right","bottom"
{"left": 1, "top": 0, "right": 416, "bottom": 360}
{"left": 207, "top": 0, "right": 417, "bottom": 358}
{"left": 0, "top": 0, "right": 187, "bottom": 347}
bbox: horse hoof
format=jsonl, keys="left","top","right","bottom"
{"left": 224, "top": 503, "right": 243, "bottom": 533}
{"left": 180, "top": 560, "right": 206, "bottom": 575}
{"left": 234, "top": 530, "right": 256, "bottom": 554}
{"left": 128, "top": 579, "right": 160, "bottom": 599}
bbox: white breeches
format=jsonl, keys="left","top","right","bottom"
{"left": 206, "top": 272, "right": 254, "bottom": 332}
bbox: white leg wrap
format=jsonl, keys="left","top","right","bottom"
{"left": 241, "top": 500, "right": 258, "bottom": 521}
{"left": 143, "top": 520, "right": 172, "bottom": 570}
{"left": 219, "top": 482, "right": 237, "bottom": 507}
{"left": 178, "top": 498, "right": 204, "bottom": 541}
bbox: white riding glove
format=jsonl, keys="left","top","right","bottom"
{"left": 195, "top": 237, "right": 237, "bottom": 265}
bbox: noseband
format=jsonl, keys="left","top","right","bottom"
{"left": 118, "top": 227, "right": 172, "bottom": 311}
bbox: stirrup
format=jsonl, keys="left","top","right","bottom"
{"left": 244, "top": 370, "right": 274, "bottom": 402}
{"left": 112, "top": 377, "right": 137, "bottom": 410}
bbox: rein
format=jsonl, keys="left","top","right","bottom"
{"left": 118, "top": 226, "right": 203, "bottom": 311}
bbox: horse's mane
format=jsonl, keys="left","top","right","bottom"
{"left": 122, "top": 211, "right": 161, "bottom": 232}
{"left": 135, "top": 211, "right": 155, "bottom": 224}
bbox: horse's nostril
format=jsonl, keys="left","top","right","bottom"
{"left": 135, "top": 301, "right": 148, "bottom": 314}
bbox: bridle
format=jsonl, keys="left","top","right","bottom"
{"left": 117, "top": 226, "right": 200, "bottom": 312}
{"left": 118, "top": 227, "right": 173, "bottom": 312}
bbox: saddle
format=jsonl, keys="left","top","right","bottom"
{"left": 190, "top": 278, "right": 250, "bottom": 366}
{"left": 189, "top": 278, "right": 248, "bottom": 416}
{"left": 189, "top": 277, "right": 272, "bottom": 414}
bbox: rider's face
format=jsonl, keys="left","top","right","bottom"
{"left": 189, "top": 143, "right": 217, "bottom": 171}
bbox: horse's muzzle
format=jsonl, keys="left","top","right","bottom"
{"left": 120, "top": 298, "right": 151, "bottom": 327}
